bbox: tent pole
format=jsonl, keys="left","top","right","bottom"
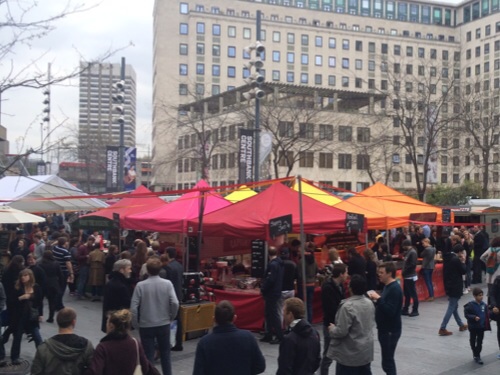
{"left": 298, "top": 175, "right": 308, "bottom": 322}
{"left": 386, "top": 227, "right": 391, "bottom": 255}
{"left": 196, "top": 190, "right": 206, "bottom": 273}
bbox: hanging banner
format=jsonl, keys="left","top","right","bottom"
{"left": 238, "top": 129, "right": 254, "bottom": 183}
{"left": 106, "top": 146, "right": 119, "bottom": 192}
{"left": 123, "top": 147, "right": 137, "bottom": 191}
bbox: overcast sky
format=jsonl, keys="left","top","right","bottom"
{"left": 1, "top": 0, "right": 154, "bottom": 158}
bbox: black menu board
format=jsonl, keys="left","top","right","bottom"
{"left": 251, "top": 240, "right": 266, "bottom": 278}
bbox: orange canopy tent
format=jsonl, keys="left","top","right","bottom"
{"left": 334, "top": 182, "right": 442, "bottom": 230}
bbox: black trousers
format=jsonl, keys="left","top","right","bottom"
{"left": 469, "top": 328, "right": 484, "bottom": 358}
{"left": 472, "top": 252, "right": 485, "bottom": 283}
{"left": 403, "top": 278, "right": 419, "bottom": 312}
{"left": 264, "top": 296, "right": 283, "bottom": 340}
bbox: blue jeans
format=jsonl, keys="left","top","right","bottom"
{"left": 440, "top": 296, "right": 464, "bottom": 329}
{"left": 422, "top": 269, "right": 434, "bottom": 298}
{"left": 77, "top": 265, "right": 89, "bottom": 296}
{"left": 139, "top": 324, "right": 171, "bottom": 375}
{"left": 320, "top": 325, "right": 333, "bottom": 375}
{"left": 11, "top": 325, "right": 42, "bottom": 361}
{"left": 378, "top": 330, "right": 401, "bottom": 375}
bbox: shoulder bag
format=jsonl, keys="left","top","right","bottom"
{"left": 132, "top": 338, "right": 143, "bottom": 375}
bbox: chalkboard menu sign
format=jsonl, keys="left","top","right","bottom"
{"left": 251, "top": 240, "right": 266, "bottom": 278}
{"left": 346, "top": 213, "right": 364, "bottom": 232}
{"left": 269, "top": 214, "right": 292, "bottom": 239}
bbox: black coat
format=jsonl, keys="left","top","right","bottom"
{"left": 321, "top": 278, "right": 344, "bottom": 326}
{"left": 164, "top": 259, "right": 183, "bottom": 302}
{"left": 14, "top": 283, "right": 43, "bottom": 332}
{"left": 101, "top": 271, "right": 132, "bottom": 332}
{"left": 277, "top": 319, "right": 321, "bottom": 375}
{"left": 261, "top": 257, "right": 284, "bottom": 299}
{"left": 442, "top": 251, "right": 466, "bottom": 298}
{"left": 38, "top": 259, "right": 63, "bottom": 294}
{"left": 282, "top": 259, "right": 298, "bottom": 291}
{"left": 347, "top": 255, "right": 366, "bottom": 279}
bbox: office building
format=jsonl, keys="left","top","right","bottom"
{"left": 152, "top": 0, "right": 500, "bottom": 197}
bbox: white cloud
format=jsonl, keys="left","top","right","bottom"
{"left": 1, "top": 0, "right": 153, "bottom": 157}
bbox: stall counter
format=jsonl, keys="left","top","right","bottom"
{"left": 207, "top": 263, "right": 444, "bottom": 332}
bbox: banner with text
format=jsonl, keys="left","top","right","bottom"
{"left": 106, "top": 146, "right": 119, "bottom": 192}
{"left": 123, "top": 147, "right": 137, "bottom": 191}
{"left": 238, "top": 128, "right": 254, "bottom": 183}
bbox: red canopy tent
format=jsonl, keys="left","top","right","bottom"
{"left": 124, "top": 180, "right": 231, "bottom": 232}
{"left": 78, "top": 185, "right": 167, "bottom": 226}
{"left": 187, "top": 183, "right": 348, "bottom": 240}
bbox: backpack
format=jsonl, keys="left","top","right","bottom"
{"left": 486, "top": 250, "right": 499, "bottom": 275}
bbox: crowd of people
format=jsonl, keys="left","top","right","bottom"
{"left": 0, "top": 221, "right": 500, "bottom": 374}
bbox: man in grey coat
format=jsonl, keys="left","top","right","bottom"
{"left": 131, "top": 257, "right": 179, "bottom": 375}
{"left": 327, "top": 274, "right": 375, "bottom": 374}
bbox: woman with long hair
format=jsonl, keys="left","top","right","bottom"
{"left": 1, "top": 255, "right": 25, "bottom": 344}
{"left": 85, "top": 309, "right": 160, "bottom": 375}
{"left": 10, "top": 269, "right": 43, "bottom": 364}
{"left": 131, "top": 241, "right": 147, "bottom": 285}
{"left": 38, "top": 251, "right": 64, "bottom": 323}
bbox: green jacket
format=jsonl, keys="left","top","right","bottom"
{"left": 31, "top": 334, "right": 94, "bottom": 375}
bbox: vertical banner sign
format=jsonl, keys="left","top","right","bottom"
{"left": 106, "top": 146, "right": 119, "bottom": 192}
{"left": 238, "top": 129, "right": 254, "bottom": 183}
{"left": 123, "top": 147, "right": 137, "bottom": 191}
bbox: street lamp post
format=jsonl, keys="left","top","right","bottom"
{"left": 113, "top": 57, "right": 126, "bottom": 192}
{"left": 243, "top": 10, "right": 265, "bottom": 183}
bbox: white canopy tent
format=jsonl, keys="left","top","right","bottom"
{"left": 0, "top": 175, "right": 108, "bottom": 213}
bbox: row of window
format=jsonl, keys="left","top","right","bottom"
{"left": 392, "top": 172, "right": 498, "bottom": 184}
{"left": 180, "top": 1, "right": 497, "bottom": 27}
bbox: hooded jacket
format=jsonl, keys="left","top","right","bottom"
{"left": 277, "top": 319, "right": 321, "bottom": 375}
{"left": 31, "top": 334, "right": 94, "bottom": 375}
{"left": 442, "top": 248, "right": 466, "bottom": 298}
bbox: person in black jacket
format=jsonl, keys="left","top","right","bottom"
{"left": 438, "top": 235, "right": 467, "bottom": 336}
{"left": 320, "top": 263, "right": 346, "bottom": 375}
{"left": 401, "top": 239, "right": 419, "bottom": 317}
{"left": 38, "top": 250, "right": 63, "bottom": 323}
{"left": 368, "top": 262, "right": 403, "bottom": 375}
{"left": 260, "top": 246, "right": 284, "bottom": 344}
{"left": 472, "top": 226, "right": 489, "bottom": 283}
{"left": 278, "top": 247, "right": 298, "bottom": 332}
{"left": 346, "top": 247, "right": 366, "bottom": 279}
{"left": 489, "top": 275, "right": 500, "bottom": 359}
{"left": 277, "top": 297, "right": 321, "bottom": 375}
{"left": 1, "top": 255, "right": 25, "bottom": 344}
{"left": 161, "top": 247, "right": 184, "bottom": 351}
{"left": 101, "top": 259, "right": 132, "bottom": 333}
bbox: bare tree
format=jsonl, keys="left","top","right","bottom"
{"left": 460, "top": 78, "right": 500, "bottom": 198}
{"left": 376, "top": 56, "right": 461, "bottom": 200}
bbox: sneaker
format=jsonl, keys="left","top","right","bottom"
{"left": 459, "top": 324, "right": 468, "bottom": 332}
{"left": 10, "top": 359, "right": 21, "bottom": 365}
{"left": 260, "top": 335, "right": 272, "bottom": 343}
{"left": 438, "top": 329, "right": 453, "bottom": 336}
{"left": 474, "top": 357, "right": 484, "bottom": 365}
{"left": 409, "top": 311, "right": 419, "bottom": 317}
{"left": 401, "top": 310, "right": 409, "bottom": 316}
{"left": 463, "top": 288, "right": 469, "bottom": 294}
{"left": 0, "top": 360, "right": 7, "bottom": 368}
{"left": 269, "top": 338, "right": 281, "bottom": 345}
{"left": 426, "top": 297, "right": 434, "bottom": 302}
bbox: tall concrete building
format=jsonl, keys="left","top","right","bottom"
{"left": 152, "top": 0, "right": 500, "bottom": 197}
{"left": 78, "top": 62, "right": 137, "bottom": 154}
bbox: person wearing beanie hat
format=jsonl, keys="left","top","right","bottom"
{"left": 401, "top": 239, "right": 419, "bottom": 317}
{"left": 438, "top": 235, "right": 467, "bottom": 336}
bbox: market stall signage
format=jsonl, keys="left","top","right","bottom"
{"left": 346, "top": 212, "right": 364, "bottom": 232}
{"left": 269, "top": 214, "right": 292, "bottom": 238}
{"left": 251, "top": 239, "right": 266, "bottom": 278}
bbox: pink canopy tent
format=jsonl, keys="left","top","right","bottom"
{"left": 124, "top": 180, "right": 231, "bottom": 232}
{"left": 187, "top": 183, "right": 348, "bottom": 240}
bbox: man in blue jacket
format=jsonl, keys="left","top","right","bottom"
{"left": 193, "top": 300, "right": 265, "bottom": 375}
{"left": 261, "top": 246, "right": 284, "bottom": 344}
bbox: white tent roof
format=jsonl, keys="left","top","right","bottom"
{"left": 0, "top": 175, "right": 108, "bottom": 213}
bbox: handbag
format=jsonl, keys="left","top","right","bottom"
{"left": 132, "top": 338, "right": 143, "bottom": 375}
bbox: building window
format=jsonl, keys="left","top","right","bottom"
{"left": 356, "top": 154, "right": 370, "bottom": 170}
{"left": 328, "top": 75, "right": 336, "bottom": 86}
{"left": 405, "top": 172, "right": 412, "bottom": 182}
{"left": 196, "top": 22, "right": 205, "bottom": 34}
{"left": 392, "top": 172, "right": 400, "bottom": 182}
{"left": 196, "top": 43, "right": 205, "bottom": 55}
{"left": 212, "top": 45, "right": 220, "bottom": 56}
{"left": 179, "top": 43, "right": 188, "bottom": 55}
{"left": 227, "top": 66, "right": 235, "bottom": 77}
{"left": 338, "top": 181, "right": 352, "bottom": 191}
{"left": 301, "top": 54, "right": 309, "bottom": 65}
{"left": 228, "top": 46, "right": 236, "bottom": 57}
{"left": 338, "top": 154, "right": 352, "bottom": 169}
{"left": 342, "top": 58, "right": 349, "bottom": 68}
{"left": 228, "top": 26, "right": 236, "bottom": 37}
{"left": 288, "top": 33, "right": 295, "bottom": 44}
{"left": 212, "top": 65, "right": 220, "bottom": 76}
{"left": 355, "top": 59, "right": 363, "bottom": 70}
{"left": 272, "top": 70, "right": 280, "bottom": 81}
{"left": 343, "top": 39, "right": 349, "bottom": 50}
{"left": 196, "top": 63, "right": 204, "bottom": 75}
{"left": 300, "top": 73, "right": 308, "bottom": 84}
{"left": 315, "top": 36, "right": 323, "bottom": 47}
{"left": 339, "top": 126, "right": 352, "bottom": 141}
{"left": 180, "top": 23, "right": 188, "bottom": 34}
{"left": 319, "top": 124, "right": 333, "bottom": 140}
{"left": 329, "top": 37, "right": 336, "bottom": 48}
{"left": 342, "top": 77, "right": 349, "bottom": 87}
{"left": 243, "top": 28, "right": 251, "bottom": 39}
{"left": 299, "top": 152, "right": 314, "bottom": 168}
{"left": 357, "top": 127, "right": 370, "bottom": 142}
{"left": 180, "top": 3, "right": 188, "bottom": 14}
{"left": 319, "top": 153, "right": 333, "bottom": 168}
{"left": 328, "top": 57, "right": 336, "bottom": 67}
{"left": 179, "top": 84, "right": 188, "bottom": 95}
{"left": 179, "top": 64, "right": 188, "bottom": 75}
{"left": 453, "top": 174, "right": 459, "bottom": 183}
{"left": 287, "top": 52, "right": 295, "bottom": 63}
{"left": 301, "top": 34, "right": 309, "bottom": 46}
{"left": 278, "top": 121, "right": 294, "bottom": 137}
{"left": 195, "top": 83, "right": 204, "bottom": 95}
{"left": 287, "top": 72, "right": 294, "bottom": 82}
{"left": 272, "top": 51, "right": 280, "bottom": 62}
{"left": 314, "top": 74, "right": 322, "bottom": 85}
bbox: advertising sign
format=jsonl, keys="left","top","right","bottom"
{"left": 106, "top": 146, "right": 119, "bottom": 192}
{"left": 238, "top": 129, "right": 254, "bottom": 183}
